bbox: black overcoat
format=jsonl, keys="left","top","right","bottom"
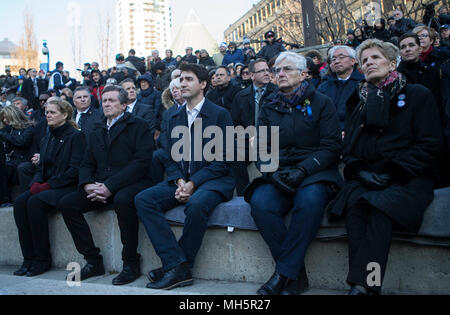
{"left": 78, "top": 113, "right": 153, "bottom": 195}
{"left": 32, "top": 123, "right": 85, "bottom": 205}
{"left": 329, "top": 84, "right": 443, "bottom": 233}
{"left": 244, "top": 84, "right": 343, "bottom": 201}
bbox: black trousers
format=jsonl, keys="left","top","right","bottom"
{"left": 59, "top": 182, "right": 147, "bottom": 265}
{"left": 13, "top": 189, "right": 75, "bottom": 264}
{"left": 152, "top": 149, "right": 166, "bottom": 185}
{"left": 231, "top": 162, "right": 250, "bottom": 197}
{"left": 345, "top": 203, "right": 393, "bottom": 294}
{"left": 17, "top": 162, "right": 37, "bottom": 193}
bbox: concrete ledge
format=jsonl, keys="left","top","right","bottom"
{"left": 0, "top": 207, "right": 449, "bottom": 294}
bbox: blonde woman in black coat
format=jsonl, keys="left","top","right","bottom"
{"left": 13, "top": 100, "right": 85, "bottom": 277}
{"left": 329, "top": 39, "right": 442, "bottom": 295}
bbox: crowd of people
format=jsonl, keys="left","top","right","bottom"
{"left": 0, "top": 6, "right": 449, "bottom": 296}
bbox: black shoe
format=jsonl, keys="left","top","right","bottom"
{"left": 147, "top": 267, "right": 164, "bottom": 283}
{"left": 26, "top": 261, "right": 51, "bottom": 277}
{"left": 280, "top": 268, "right": 310, "bottom": 295}
{"left": 14, "top": 261, "right": 33, "bottom": 276}
{"left": 79, "top": 261, "right": 105, "bottom": 281}
{"left": 112, "top": 263, "right": 141, "bottom": 286}
{"left": 257, "top": 272, "right": 289, "bottom": 295}
{"left": 146, "top": 263, "right": 193, "bottom": 290}
{"left": 348, "top": 286, "right": 367, "bottom": 295}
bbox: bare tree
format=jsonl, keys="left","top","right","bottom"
{"left": 13, "top": 8, "right": 39, "bottom": 70}
{"left": 97, "top": 10, "right": 113, "bottom": 70}
{"left": 272, "top": 0, "right": 305, "bottom": 46}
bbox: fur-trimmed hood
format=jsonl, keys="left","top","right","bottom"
{"left": 161, "top": 87, "right": 175, "bottom": 110}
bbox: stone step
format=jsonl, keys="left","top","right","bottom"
{"left": 0, "top": 266, "right": 345, "bottom": 296}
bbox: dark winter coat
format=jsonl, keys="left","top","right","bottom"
{"left": 231, "top": 82, "right": 278, "bottom": 128}
{"left": 329, "top": 84, "right": 443, "bottom": 233}
{"left": 0, "top": 126, "right": 34, "bottom": 164}
{"left": 256, "top": 41, "right": 286, "bottom": 62}
{"left": 222, "top": 49, "right": 245, "bottom": 66}
{"left": 390, "top": 18, "right": 417, "bottom": 37}
{"left": 244, "top": 83, "right": 343, "bottom": 202}
{"left": 397, "top": 59, "right": 442, "bottom": 119}
{"left": 74, "top": 106, "right": 104, "bottom": 139}
{"left": 137, "top": 73, "right": 164, "bottom": 132}
{"left": 79, "top": 113, "right": 153, "bottom": 194}
{"left": 199, "top": 56, "right": 216, "bottom": 68}
{"left": 317, "top": 70, "right": 364, "bottom": 131}
{"left": 33, "top": 123, "right": 85, "bottom": 199}
{"left": 206, "top": 83, "right": 241, "bottom": 112}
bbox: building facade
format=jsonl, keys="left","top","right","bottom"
{"left": 224, "top": 0, "right": 443, "bottom": 49}
{"left": 224, "top": 0, "right": 296, "bottom": 51}
{"left": 0, "top": 38, "right": 19, "bottom": 75}
{"left": 116, "top": 0, "right": 173, "bottom": 58}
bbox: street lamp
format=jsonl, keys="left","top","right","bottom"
{"left": 42, "top": 40, "right": 50, "bottom": 72}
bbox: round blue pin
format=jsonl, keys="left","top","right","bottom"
{"left": 398, "top": 101, "right": 406, "bottom": 108}
{"left": 398, "top": 94, "right": 406, "bottom": 100}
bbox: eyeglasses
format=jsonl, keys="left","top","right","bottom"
{"left": 418, "top": 34, "right": 429, "bottom": 38}
{"left": 241, "top": 71, "right": 250, "bottom": 75}
{"left": 253, "top": 69, "right": 271, "bottom": 74}
{"left": 272, "top": 66, "right": 300, "bottom": 75}
{"left": 331, "top": 55, "right": 351, "bottom": 63}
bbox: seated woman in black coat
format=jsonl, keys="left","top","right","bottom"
{"left": 0, "top": 105, "right": 34, "bottom": 206}
{"left": 329, "top": 39, "right": 442, "bottom": 295}
{"left": 13, "top": 99, "right": 85, "bottom": 277}
{"left": 244, "top": 52, "right": 343, "bottom": 295}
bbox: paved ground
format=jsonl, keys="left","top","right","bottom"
{"left": 0, "top": 266, "right": 345, "bottom": 295}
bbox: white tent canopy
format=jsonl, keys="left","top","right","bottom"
{"left": 171, "top": 9, "right": 218, "bottom": 57}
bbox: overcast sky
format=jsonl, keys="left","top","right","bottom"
{"left": 0, "top": 0, "right": 258, "bottom": 75}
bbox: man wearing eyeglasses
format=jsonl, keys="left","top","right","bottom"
{"left": 256, "top": 31, "right": 286, "bottom": 62}
{"left": 317, "top": 46, "right": 363, "bottom": 133}
{"left": 390, "top": 9, "right": 417, "bottom": 38}
{"left": 230, "top": 59, "right": 278, "bottom": 195}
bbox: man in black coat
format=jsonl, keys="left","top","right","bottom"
{"left": 135, "top": 63, "right": 235, "bottom": 291}
{"left": 230, "top": 59, "right": 277, "bottom": 195}
{"left": 59, "top": 85, "right": 153, "bottom": 286}
{"left": 390, "top": 9, "right": 417, "bottom": 37}
{"left": 181, "top": 47, "right": 198, "bottom": 64}
{"left": 206, "top": 66, "right": 241, "bottom": 112}
{"left": 73, "top": 87, "right": 104, "bottom": 138}
{"left": 120, "top": 79, "right": 156, "bottom": 136}
{"left": 21, "top": 68, "right": 46, "bottom": 110}
{"left": 256, "top": 31, "right": 286, "bottom": 62}
{"left": 125, "top": 49, "right": 146, "bottom": 75}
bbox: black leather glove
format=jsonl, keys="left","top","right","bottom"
{"left": 270, "top": 167, "right": 307, "bottom": 194}
{"left": 357, "top": 171, "right": 391, "bottom": 190}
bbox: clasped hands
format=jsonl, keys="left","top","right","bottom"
{"left": 84, "top": 183, "right": 112, "bottom": 204}
{"left": 175, "top": 179, "right": 195, "bottom": 204}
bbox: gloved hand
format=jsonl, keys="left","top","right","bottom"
{"left": 357, "top": 171, "right": 391, "bottom": 190}
{"left": 270, "top": 167, "right": 308, "bottom": 194}
{"left": 30, "top": 182, "right": 51, "bottom": 195}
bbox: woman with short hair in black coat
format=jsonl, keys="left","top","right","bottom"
{"left": 13, "top": 99, "right": 85, "bottom": 277}
{"left": 244, "top": 52, "right": 343, "bottom": 295}
{"left": 329, "top": 39, "right": 442, "bottom": 295}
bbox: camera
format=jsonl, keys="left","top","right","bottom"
{"left": 76, "top": 69, "right": 91, "bottom": 77}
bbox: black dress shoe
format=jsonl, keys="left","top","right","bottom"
{"left": 79, "top": 262, "right": 105, "bottom": 281}
{"left": 146, "top": 263, "right": 193, "bottom": 290}
{"left": 14, "top": 261, "right": 33, "bottom": 276}
{"left": 257, "top": 272, "right": 289, "bottom": 295}
{"left": 147, "top": 267, "right": 164, "bottom": 283}
{"left": 348, "top": 286, "right": 367, "bottom": 295}
{"left": 112, "top": 263, "right": 140, "bottom": 286}
{"left": 26, "top": 261, "right": 51, "bottom": 277}
{"left": 280, "top": 268, "right": 309, "bottom": 295}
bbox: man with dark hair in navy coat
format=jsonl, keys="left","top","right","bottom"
{"left": 135, "top": 63, "right": 236, "bottom": 291}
